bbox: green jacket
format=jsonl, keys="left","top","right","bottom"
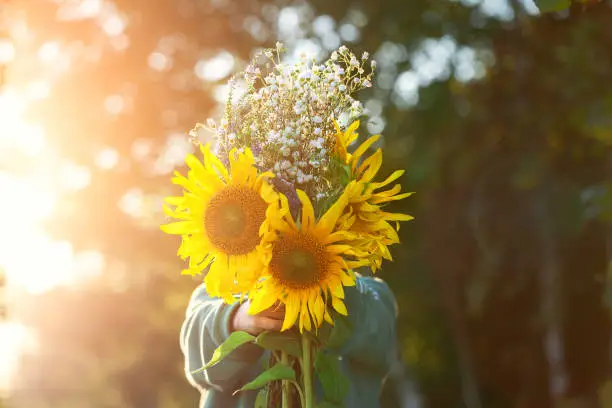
{"left": 180, "top": 276, "right": 398, "bottom": 408}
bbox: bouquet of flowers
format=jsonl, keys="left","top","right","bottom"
{"left": 161, "top": 43, "right": 413, "bottom": 408}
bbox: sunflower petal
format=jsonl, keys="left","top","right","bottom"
{"left": 382, "top": 212, "right": 415, "bottom": 222}
{"left": 331, "top": 297, "right": 348, "bottom": 316}
{"left": 313, "top": 292, "right": 325, "bottom": 327}
{"left": 316, "top": 193, "right": 348, "bottom": 237}
{"left": 357, "top": 149, "right": 383, "bottom": 183}
{"left": 165, "top": 196, "right": 185, "bottom": 206}
{"left": 282, "top": 296, "right": 300, "bottom": 331}
{"left": 260, "top": 181, "right": 279, "bottom": 203}
{"left": 201, "top": 143, "right": 229, "bottom": 182}
{"left": 351, "top": 134, "right": 380, "bottom": 171}
{"left": 296, "top": 189, "right": 315, "bottom": 230}
{"left": 371, "top": 192, "right": 414, "bottom": 204}
{"left": 323, "top": 308, "right": 334, "bottom": 325}
{"left": 300, "top": 299, "right": 312, "bottom": 332}
{"left": 339, "top": 269, "right": 355, "bottom": 286}
{"left": 278, "top": 194, "right": 298, "bottom": 231}
{"left": 372, "top": 170, "right": 405, "bottom": 190}
{"left": 160, "top": 221, "right": 200, "bottom": 234}
{"left": 324, "top": 230, "right": 357, "bottom": 244}
{"left": 326, "top": 244, "right": 355, "bottom": 255}
{"left": 329, "top": 280, "right": 345, "bottom": 299}
{"left": 249, "top": 283, "right": 278, "bottom": 315}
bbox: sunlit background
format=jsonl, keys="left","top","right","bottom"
{"left": 1, "top": 0, "right": 612, "bottom": 407}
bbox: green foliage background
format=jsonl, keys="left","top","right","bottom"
{"left": 2, "top": 0, "right": 612, "bottom": 407}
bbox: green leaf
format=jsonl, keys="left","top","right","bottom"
{"left": 236, "top": 363, "right": 296, "bottom": 393}
{"left": 254, "top": 388, "right": 268, "bottom": 408}
{"left": 256, "top": 330, "right": 302, "bottom": 358}
{"left": 326, "top": 314, "right": 353, "bottom": 351}
{"left": 534, "top": 0, "right": 571, "bottom": 12}
{"left": 196, "top": 331, "right": 255, "bottom": 371}
{"left": 314, "top": 352, "right": 350, "bottom": 404}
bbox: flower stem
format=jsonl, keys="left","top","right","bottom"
{"left": 288, "top": 380, "right": 306, "bottom": 407}
{"left": 281, "top": 351, "right": 291, "bottom": 408}
{"left": 301, "top": 334, "right": 314, "bottom": 408}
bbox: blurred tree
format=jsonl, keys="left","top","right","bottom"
{"left": 3, "top": 0, "right": 612, "bottom": 407}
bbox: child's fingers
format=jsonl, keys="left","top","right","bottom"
{"left": 252, "top": 316, "right": 283, "bottom": 332}
{"left": 259, "top": 302, "right": 286, "bottom": 319}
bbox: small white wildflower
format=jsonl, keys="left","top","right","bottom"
{"left": 339, "top": 84, "right": 346, "bottom": 92}
{"left": 362, "top": 51, "right": 369, "bottom": 60}
{"left": 331, "top": 51, "right": 338, "bottom": 60}
{"left": 363, "top": 80, "right": 372, "bottom": 88}
{"left": 314, "top": 128, "right": 322, "bottom": 135}
{"left": 316, "top": 192, "right": 326, "bottom": 200}
{"left": 350, "top": 57, "right": 359, "bottom": 67}
{"left": 313, "top": 116, "right": 323, "bottom": 124}
{"left": 267, "top": 130, "right": 281, "bottom": 142}
{"left": 353, "top": 77, "right": 361, "bottom": 84}
{"left": 292, "top": 151, "right": 300, "bottom": 160}
{"left": 281, "top": 146, "right": 291, "bottom": 157}
{"left": 276, "top": 41, "right": 283, "bottom": 49}
{"left": 371, "top": 60, "right": 377, "bottom": 69}
{"left": 339, "top": 45, "right": 348, "bottom": 53}
{"left": 227, "top": 132, "right": 236, "bottom": 141}
{"left": 309, "top": 138, "right": 323, "bottom": 149}
{"left": 309, "top": 160, "right": 320, "bottom": 168}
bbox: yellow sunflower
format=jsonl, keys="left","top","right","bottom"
{"left": 248, "top": 190, "right": 366, "bottom": 333}
{"left": 334, "top": 121, "right": 414, "bottom": 272}
{"left": 161, "top": 144, "right": 281, "bottom": 303}
{"left": 339, "top": 179, "right": 413, "bottom": 271}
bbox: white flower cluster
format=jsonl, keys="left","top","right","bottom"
{"left": 204, "top": 43, "right": 376, "bottom": 204}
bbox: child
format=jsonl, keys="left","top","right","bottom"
{"left": 180, "top": 274, "right": 398, "bottom": 408}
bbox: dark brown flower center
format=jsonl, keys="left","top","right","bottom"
{"left": 204, "top": 186, "right": 267, "bottom": 255}
{"left": 269, "top": 232, "right": 329, "bottom": 289}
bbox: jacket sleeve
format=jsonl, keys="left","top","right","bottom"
{"left": 336, "top": 275, "right": 399, "bottom": 377}
{"left": 179, "top": 283, "right": 264, "bottom": 393}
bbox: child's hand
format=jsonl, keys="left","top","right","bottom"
{"left": 231, "top": 301, "right": 285, "bottom": 335}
